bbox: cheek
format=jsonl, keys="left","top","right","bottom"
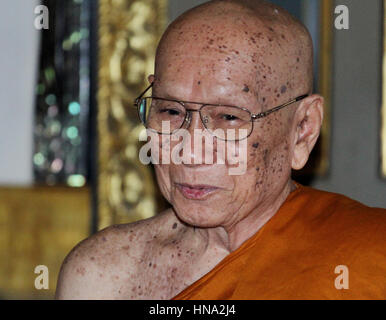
{"left": 259, "top": 139, "right": 292, "bottom": 193}
{"left": 246, "top": 142, "right": 269, "bottom": 192}
{"left": 225, "top": 141, "right": 266, "bottom": 201}
{"left": 267, "top": 148, "right": 288, "bottom": 175}
{"left": 144, "top": 134, "right": 172, "bottom": 165}
{"left": 154, "top": 164, "right": 172, "bottom": 201}
{"left": 159, "top": 136, "right": 172, "bottom": 163}
{"left": 244, "top": 118, "right": 291, "bottom": 190}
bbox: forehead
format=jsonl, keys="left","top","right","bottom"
{"left": 158, "top": 54, "right": 255, "bottom": 89}
{"left": 156, "top": 16, "right": 291, "bottom": 86}
{"left": 157, "top": 15, "right": 274, "bottom": 64}
{"left": 158, "top": 49, "right": 285, "bottom": 112}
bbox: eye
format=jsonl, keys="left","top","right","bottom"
{"left": 158, "top": 108, "right": 181, "bottom": 116}
{"left": 221, "top": 114, "right": 240, "bottom": 121}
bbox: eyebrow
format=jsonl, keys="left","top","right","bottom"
{"left": 152, "top": 87, "right": 254, "bottom": 110}
{"left": 151, "top": 95, "right": 251, "bottom": 110}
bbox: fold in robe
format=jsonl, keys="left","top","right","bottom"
{"left": 173, "top": 183, "right": 386, "bottom": 299}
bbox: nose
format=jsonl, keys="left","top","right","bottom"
{"left": 185, "top": 109, "right": 205, "bottom": 132}
{"left": 179, "top": 109, "right": 217, "bottom": 166}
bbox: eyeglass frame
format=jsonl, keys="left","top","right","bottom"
{"left": 134, "top": 82, "right": 309, "bottom": 140}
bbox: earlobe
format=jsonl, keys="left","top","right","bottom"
{"left": 291, "top": 142, "right": 309, "bottom": 170}
{"left": 291, "top": 95, "right": 324, "bottom": 170}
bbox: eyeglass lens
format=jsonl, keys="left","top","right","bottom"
{"left": 139, "top": 97, "right": 252, "bottom": 141}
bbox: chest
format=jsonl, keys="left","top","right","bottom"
{"left": 122, "top": 240, "right": 228, "bottom": 299}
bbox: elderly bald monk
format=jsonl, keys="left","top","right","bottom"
{"left": 56, "top": 0, "right": 386, "bottom": 299}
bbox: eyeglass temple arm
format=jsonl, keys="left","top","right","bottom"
{"left": 134, "top": 83, "right": 154, "bottom": 105}
{"left": 252, "top": 94, "right": 308, "bottom": 120}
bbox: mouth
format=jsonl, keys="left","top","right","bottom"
{"left": 175, "top": 183, "right": 219, "bottom": 200}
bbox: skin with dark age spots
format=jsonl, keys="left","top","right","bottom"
{"left": 56, "top": 0, "right": 324, "bottom": 300}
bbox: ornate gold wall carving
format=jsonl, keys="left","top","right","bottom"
{"left": 97, "top": 0, "right": 168, "bottom": 229}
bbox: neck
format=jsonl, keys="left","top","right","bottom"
{"left": 210, "top": 179, "right": 296, "bottom": 252}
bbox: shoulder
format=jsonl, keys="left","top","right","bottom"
{"left": 279, "top": 185, "right": 386, "bottom": 297}
{"left": 294, "top": 184, "right": 386, "bottom": 252}
{"left": 298, "top": 185, "right": 386, "bottom": 223}
{"left": 55, "top": 209, "right": 179, "bottom": 299}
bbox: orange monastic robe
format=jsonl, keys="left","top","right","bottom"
{"left": 173, "top": 183, "right": 386, "bottom": 300}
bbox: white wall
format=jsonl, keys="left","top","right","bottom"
{"left": 0, "top": 0, "right": 40, "bottom": 185}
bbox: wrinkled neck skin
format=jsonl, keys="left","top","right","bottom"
{"left": 222, "top": 179, "right": 295, "bottom": 252}
{"left": 189, "top": 179, "right": 296, "bottom": 253}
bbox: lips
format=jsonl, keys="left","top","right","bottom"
{"left": 176, "top": 183, "right": 219, "bottom": 200}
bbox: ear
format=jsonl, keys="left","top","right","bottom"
{"left": 291, "top": 94, "right": 324, "bottom": 170}
{"left": 148, "top": 74, "right": 155, "bottom": 84}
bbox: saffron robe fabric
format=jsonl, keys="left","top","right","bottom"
{"left": 173, "top": 183, "right": 386, "bottom": 300}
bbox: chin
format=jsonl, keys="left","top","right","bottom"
{"left": 172, "top": 202, "right": 226, "bottom": 228}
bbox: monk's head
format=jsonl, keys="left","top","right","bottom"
{"left": 146, "top": 0, "right": 323, "bottom": 231}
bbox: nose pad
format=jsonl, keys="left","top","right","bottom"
{"left": 201, "top": 114, "right": 210, "bottom": 127}
{"left": 181, "top": 110, "right": 204, "bottom": 133}
{"left": 178, "top": 110, "right": 218, "bottom": 166}
{"left": 182, "top": 111, "right": 192, "bottom": 130}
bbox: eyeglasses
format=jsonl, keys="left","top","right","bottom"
{"left": 134, "top": 83, "right": 308, "bottom": 141}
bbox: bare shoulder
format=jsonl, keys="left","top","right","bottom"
{"left": 55, "top": 209, "right": 179, "bottom": 299}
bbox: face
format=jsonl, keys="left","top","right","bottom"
{"left": 151, "top": 16, "right": 299, "bottom": 231}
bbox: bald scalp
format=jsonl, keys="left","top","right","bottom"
{"left": 155, "top": 0, "right": 313, "bottom": 110}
